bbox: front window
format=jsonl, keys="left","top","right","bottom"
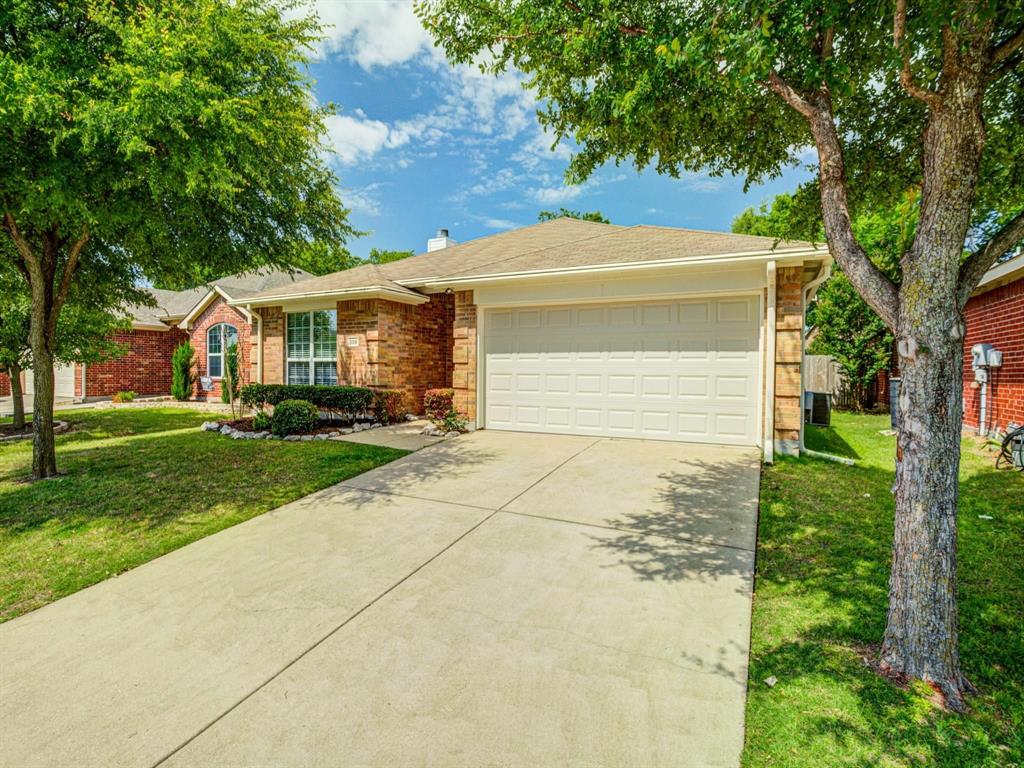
{"left": 207, "top": 323, "right": 238, "bottom": 379}
{"left": 286, "top": 310, "right": 337, "bottom": 385}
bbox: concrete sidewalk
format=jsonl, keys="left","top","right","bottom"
{"left": 0, "top": 431, "right": 760, "bottom": 768}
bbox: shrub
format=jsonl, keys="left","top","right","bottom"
{"left": 271, "top": 399, "right": 319, "bottom": 437}
{"left": 423, "top": 388, "right": 455, "bottom": 422}
{"left": 372, "top": 389, "right": 405, "bottom": 425}
{"left": 252, "top": 411, "right": 272, "bottom": 431}
{"left": 112, "top": 390, "right": 136, "bottom": 403}
{"left": 424, "top": 388, "right": 467, "bottom": 432}
{"left": 220, "top": 342, "right": 241, "bottom": 406}
{"left": 240, "top": 384, "right": 374, "bottom": 420}
{"left": 170, "top": 342, "right": 194, "bottom": 401}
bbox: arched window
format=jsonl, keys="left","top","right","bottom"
{"left": 206, "top": 323, "right": 238, "bottom": 379}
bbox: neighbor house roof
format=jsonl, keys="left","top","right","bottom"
{"left": 126, "top": 268, "right": 312, "bottom": 330}
{"left": 235, "top": 218, "right": 824, "bottom": 307}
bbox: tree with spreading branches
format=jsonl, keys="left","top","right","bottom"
{"left": 419, "top": 0, "right": 1024, "bottom": 709}
{"left": 1, "top": 0, "right": 354, "bottom": 478}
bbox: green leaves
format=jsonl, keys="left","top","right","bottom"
{"left": 1, "top": 0, "right": 355, "bottom": 284}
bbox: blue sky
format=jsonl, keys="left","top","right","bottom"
{"left": 305, "top": 2, "right": 813, "bottom": 259}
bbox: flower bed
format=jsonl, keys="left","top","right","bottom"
{"left": 201, "top": 416, "right": 411, "bottom": 442}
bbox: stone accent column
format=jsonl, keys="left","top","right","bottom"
{"left": 259, "top": 307, "right": 285, "bottom": 384}
{"left": 452, "top": 290, "right": 477, "bottom": 424}
{"left": 774, "top": 266, "right": 804, "bottom": 455}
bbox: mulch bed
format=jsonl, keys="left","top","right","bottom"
{"left": 0, "top": 423, "right": 33, "bottom": 439}
{"left": 0, "top": 420, "right": 70, "bottom": 442}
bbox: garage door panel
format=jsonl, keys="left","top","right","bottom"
{"left": 484, "top": 297, "right": 759, "bottom": 445}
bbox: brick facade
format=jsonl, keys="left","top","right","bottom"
{"left": 962, "top": 275, "right": 1023, "bottom": 434}
{"left": 774, "top": 266, "right": 804, "bottom": 455}
{"left": 188, "top": 296, "right": 252, "bottom": 400}
{"left": 258, "top": 306, "right": 285, "bottom": 385}
{"left": 452, "top": 290, "right": 477, "bottom": 423}
{"left": 82, "top": 328, "right": 188, "bottom": 398}
{"left": 333, "top": 294, "right": 454, "bottom": 413}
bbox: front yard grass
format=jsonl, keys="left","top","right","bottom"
{"left": 0, "top": 407, "right": 406, "bottom": 622}
{"left": 744, "top": 412, "right": 1023, "bottom": 767}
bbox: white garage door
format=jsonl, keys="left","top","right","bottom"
{"left": 24, "top": 364, "right": 77, "bottom": 400}
{"left": 483, "top": 296, "right": 761, "bottom": 445}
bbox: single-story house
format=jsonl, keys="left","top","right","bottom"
{"left": 962, "top": 252, "right": 1023, "bottom": 436}
{"left": 233, "top": 218, "right": 831, "bottom": 459}
{"left": 1, "top": 268, "right": 309, "bottom": 403}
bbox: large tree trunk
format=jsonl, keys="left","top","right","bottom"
{"left": 879, "top": 55, "right": 987, "bottom": 712}
{"left": 28, "top": 299, "right": 58, "bottom": 478}
{"left": 9, "top": 361, "right": 26, "bottom": 430}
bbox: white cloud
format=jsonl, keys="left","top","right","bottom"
{"left": 302, "top": 0, "right": 435, "bottom": 69}
{"left": 512, "top": 127, "right": 573, "bottom": 171}
{"left": 341, "top": 183, "right": 383, "bottom": 216}
{"left": 482, "top": 217, "right": 518, "bottom": 230}
{"left": 529, "top": 184, "right": 585, "bottom": 205}
{"left": 325, "top": 114, "right": 392, "bottom": 164}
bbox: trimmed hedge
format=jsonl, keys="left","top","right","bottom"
{"left": 240, "top": 384, "right": 374, "bottom": 417}
{"left": 271, "top": 399, "right": 319, "bottom": 437}
{"left": 424, "top": 388, "right": 455, "bottom": 422}
{"left": 372, "top": 389, "right": 405, "bottom": 425}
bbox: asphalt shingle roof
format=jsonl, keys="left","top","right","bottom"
{"left": 239, "top": 218, "right": 821, "bottom": 304}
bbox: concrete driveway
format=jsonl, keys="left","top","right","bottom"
{"left": 0, "top": 431, "right": 760, "bottom": 768}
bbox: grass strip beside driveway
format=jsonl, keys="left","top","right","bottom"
{"left": 744, "top": 412, "right": 1023, "bottom": 767}
{"left": 0, "top": 408, "right": 406, "bottom": 622}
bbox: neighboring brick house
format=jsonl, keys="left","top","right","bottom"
{"left": 962, "top": 253, "right": 1024, "bottom": 436}
{"left": 2, "top": 269, "right": 309, "bottom": 404}
{"left": 238, "top": 219, "right": 831, "bottom": 460}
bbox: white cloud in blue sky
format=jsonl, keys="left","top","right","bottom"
{"left": 299, "top": 1, "right": 811, "bottom": 258}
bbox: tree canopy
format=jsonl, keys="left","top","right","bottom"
{"left": 537, "top": 208, "right": 610, "bottom": 223}
{"left": 367, "top": 247, "right": 415, "bottom": 264}
{"left": 1, "top": 0, "right": 355, "bottom": 477}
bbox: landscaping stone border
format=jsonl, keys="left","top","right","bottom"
{"left": 0, "top": 420, "right": 70, "bottom": 443}
{"left": 200, "top": 420, "right": 390, "bottom": 441}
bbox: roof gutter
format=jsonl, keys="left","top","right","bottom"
{"left": 229, "top": 285, "right": 429, "bottom": 309}
{"left": 416, "top": 247, "right": 828, "bottom": 289}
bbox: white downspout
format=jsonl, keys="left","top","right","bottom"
{"left": 765, "top": 261, "right": 777, "bottom": 464}
{"left": 799, "top": 260, "right": 833, "bottom": 451}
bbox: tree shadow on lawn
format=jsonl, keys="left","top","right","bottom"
{"left": 805, "top": 422, "right": 861, "bottom": 460}
{"left": 743, "top": 455, "right": 1023, "bottom": 767}
{"left": 0, "top": 429, "right": 407, "bottom": 538}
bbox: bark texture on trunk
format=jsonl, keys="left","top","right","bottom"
{"left": 879, "top": 45, "right": 987, "bottom": 713}
{"left": 9, "top": 361, "right": 26, "bottom": 430}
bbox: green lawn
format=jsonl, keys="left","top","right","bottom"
{"left": 744, "top": 412, "right": 1023, "bottom": 767}
{"left": 0, "top": 408, "right": 406, "bottom": 622}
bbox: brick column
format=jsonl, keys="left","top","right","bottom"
{"left": 452, "top": 290, "right": 477, "bottom": 424}
{"left": 259, "top": 306, "right": 285, "bottom": 384}
{"left": 337, "top": 299, "right": 380, "bottom": 388}
{"left": 774, "top": 266, "right": 804, "bottom": 455}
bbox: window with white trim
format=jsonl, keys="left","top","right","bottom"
{"left": 286, "top": 310, "right": 337, "bottom": 385}
{"left": 206, "top": 323, "right": 238, "bottom": 379}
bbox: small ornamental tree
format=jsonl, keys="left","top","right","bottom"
{"left": 1, "top": 0, "right": 355, "bottom": 478}
{"left": 220, "top": 342, "right": 242, "bottom": 417}
{"left": 420, "top": 0, "right": 1024, "bottom": 709}
{"left": 171, "top": 342, "right": 195, "bottom": 402}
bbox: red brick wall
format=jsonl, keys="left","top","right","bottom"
{"left": 962, "top": 276, "right": 1024, "bottom": 434}
{"left": 338, "top": 299, "right": 380, "bottom": 388}
{"left": 378, "top": 294, "right": 454, "bottom": 413}
{"left": 258, "top": 306, "right": 284, "bottom": 384}
{"left": 83, "top": 328, "right": 187, "bottom": 397}
{"left": 0, "top": 371, "right": 10, "bottom": 397}
{"left": 335, "top": 295, "right": 454, "bottom": 414}
{"left": 188, "top": 297, "right": 252, "bottom": 400}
